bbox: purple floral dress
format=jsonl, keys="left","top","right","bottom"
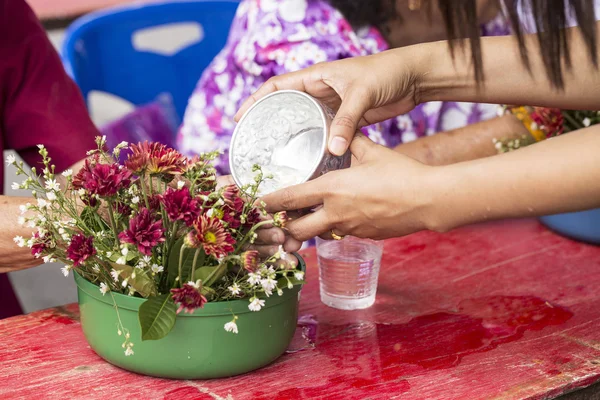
{"left": 177, "top": 0, "right": 513, "bottom": 173}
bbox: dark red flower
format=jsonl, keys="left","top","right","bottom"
{"left": 531, "top": 107, "right": 564, "bottom": 138}
{"left": 84, "top": 163, "right": 132, "bottom": 198}
{"left": 185, "top": 215, "right": 235, "bottom": 259}
{"left": 113, "top": 201, "right": 132, "bottom": 217}
{"left": 222, "top": 197, "right": 246, "bottom": 229}
{"left": 244, "top": 207, "right": 262, "bottom": 228}
{"left": 125, "top": 142, "right": 186, "bottom": 175}
{"left": 170, "top": 282, "right": 207, "bottom": 314}
{"left": 71, "top": 155, "right": 98, "bottom": 190}
{"left": 118, "top": 208, "right": 165, "bottom": 255}
{"left": 67, "top": 234, "right": 96, "bottom": 267}
{"left": 221, "top": 185, "right": 239, "bottom": 205}
{"left": 241, "top": 250, "right": 260, "bottom": 273}
{"left": 30, "top": 232, "right": 50, "bottom": 258}
{"left": 161, "top": 187, "right": 199, "bottom": 226}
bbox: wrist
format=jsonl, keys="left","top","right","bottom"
{"left": 406, "top": 40, "right": 476, "bottom": 105}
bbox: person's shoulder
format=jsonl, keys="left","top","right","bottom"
{"left": 0, "top": 0, "right": 46, "bottom": 48}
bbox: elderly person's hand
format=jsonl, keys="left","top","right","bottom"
{"left": 260, "top": 133, "right": 438, "bottom": 242}
{"left": 235, "top": 50, "right": 422, "bottom": 157}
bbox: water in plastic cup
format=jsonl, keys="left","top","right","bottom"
{"left": 316, "top": 236, "right": 384, "bottom": 310}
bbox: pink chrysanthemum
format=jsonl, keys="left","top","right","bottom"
{"left": 125, "top": 142, "right": 186, "bottom": 175}
{"left": 84, "top": 163, "right": 132, "bottom": 198}
{"left": 241, "top": 250, "right": 260, "bottom": 273}
{"left": 161, "top": 187, "right": 199, "bottom": 226}
{"left": 67, "top": 234, "right": 96, "bottom": 267}
{"left": 171, "top": 282, "right": 207, "bottom": 314}
{"left": 118, "top": 208, "right": 165, "bottom": 255}
{"left": 185, "top": 215, "right": 235, "bottom": 259}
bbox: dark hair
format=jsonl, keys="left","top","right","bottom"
{"left": 326, "top": 0, "right": 598, "bottom": 88}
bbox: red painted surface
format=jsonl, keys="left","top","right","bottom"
{"left": 2, "top": 219, "right": 600, "bottom": 400}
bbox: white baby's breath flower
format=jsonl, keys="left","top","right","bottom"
{"left": 61, "top": 234, "right": 70, "bottom": 241}
{"left": 117, "top": 141, "right": 129, "bottom": 148}
{"left": 583, "top": 118, "right": 591, "bottom": 127}
{"left": 61, "top": 265, "right": 72, "bottom": 277}
{"left": 261, "top": 278, "right": 277, "bottom": 296}
{"left": 18, "top": 216, "right": 25, "bottom": 226}
{"left": 11, "top": 182, "right": 20, "bottom": 191}
{"left": 121, "top": 278, "right": 129, "bottom": 288}
{"left": 121, "top": 247, "right": 129, "bottom": 256}
{"left": 228, "top": 283, "right": 241, "bottom": 295}
{"left": 124, "top": 347, "right": 134, "bottom": 356}
{"left": 131, "top": 196, "right": 140, "bottom": 204}
{"left": 248, "top": 272, "right": 261, "bottom": 286}
{"left": 61, "top": 169, "right": 73, "bottom": 177}
{"left": 224, "top": 319, "right": 239, "bottom": 334}
{"left": 277, "top": 288, "right": 284, "bottom": 296}
{"left": 19, "top": 204, "right": 30, "bottom": 215}
{"left": 116, "top": 257, "right": 126, "bottom": 265}
{"left": 188, "top": 280, "right": 201, "bottom": 289}
{"left": 26, "top": 239, "right": 34, "bottom": 248}
{"left": 13, "top": 236, "right": 25, "bottom": 247}
{"left": 248, "top": 297, "right": 265, "bottom": 312}
{"left": 151, "top": 264, "right": 163, "bottom": 274}
{"left": 44, "top": 179, "right": 60, "bottom": 191}
{"left": 77, "top": 188, "right": 86, "bottom": 196}
{"left": 58, "top": 228, "right": 65, "bottom": 235}
{"left": 37, "top": 144, "right": 45, "bottom": 150}
{"left": 294, "top": 271, "right": 304, "bottom": 281}
{"left": 46, "top": 191, "right": 57, "bottom": 201}
{"left": 37, "top": 198, "right": 48, "bottom": 209}
{"left": 42, "top": 255, "right": 52, "bottom": 263}
{"left": 110, "top": 269, "right": 120, "bottom": 282}
{"left": 206, "top": 209, "right": 214, "bottom": 217}
{"left": 27, "top": 220, "right": 36, "bottom": 228}
{"left": 177, "top": 181, "right": 185, "bottom": 189}
{"left": 99, "top": 282, "right": 110, "bottom": 295}
{"left": 92, "top": 264, "right": 100, "bottom": 272}
{"left": 141, "top": 255, "right": 152, "bottom": 265}
{"left": 5, "top": 154, "right": 16, "bottom": 165}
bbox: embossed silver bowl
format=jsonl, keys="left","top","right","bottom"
{"left": 229, "top": 90, "right": 351, "bottom": 196}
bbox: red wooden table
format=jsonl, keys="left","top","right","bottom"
{"left": 2, "top": 219, "right": 600, "bottom": 400}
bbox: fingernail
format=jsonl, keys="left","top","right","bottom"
{"left": 329, "top": 137, "right": 348, "bottom": 156}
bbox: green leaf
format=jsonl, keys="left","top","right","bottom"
{"left": 138, "top": 294, "right": 177, "bottom": 341}
{"left": 193, "top": 266, "right": 218, "bottom": 282}
{"left": 110, "top": 263, "right": 157, "bottom": 298}
{"left": 166, "top": 238, "right": 207, "bottom": 286}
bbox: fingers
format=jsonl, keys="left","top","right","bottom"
{"left": 284, "top": 208, "right": 332, "bottom": 242}
{"left": 283, "top": 237, "right": 303, "bottom": 253}
{"left": 328, "top": 90, "right": 371, "bottom": 156}
{"left": 261, "top": 178, "right": 328, "bottom": 213}
{"left": 216, "top": 175, "right": 235, "bottom": 190}
{"left": 254, "top": 227, "right": 285, "bottom": 246}
{"left": 349, "top": 131, "right": 378, "bottom": 163}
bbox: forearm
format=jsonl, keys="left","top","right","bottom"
{"left": 0, "top": 196, "right": 41, "bottom": 273}
{"left": 410, "top": 23, "right": 600, "bottom": 109}
{"left": 394, "top": 114, "right": 529, "bottom": 165}
{"left": 428, "top": 126, "right": 600, "bottom": 232}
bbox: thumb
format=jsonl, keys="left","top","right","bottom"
{"left": 328, "top": 91, "right": 370, "bottom": 156}
{"left": 349, "top": 132, "right": 376, "bottom": 163}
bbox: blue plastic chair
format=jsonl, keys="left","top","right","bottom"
{"left": 62, "top": 0, "right": 240, "bottom": 121}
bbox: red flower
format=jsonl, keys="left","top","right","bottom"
{"left": 125, "top": 142, "right": 186, "bottom": 175}
{"left": 118, "top": 208, "right": 165, "bottom": 256}
{"left": 185, "top": 215, "right": 235, "bottom": 259}
{"left": 67, "top": 234, "right": 96, "bottom": 267}
{"left": 170, "top": 282, "right": 207, "bottom": 314}
{"left": 31, "top": 232, "right": 50, "bottom": 258}
{"left": 241, "top": 250, "right": 260, "bottom": 272}
{"left": 273, "top": 211, "right": 288, "bottom": 228}
{"left": 71, "top": 155, "right": 97, "bottom": 190}
{"left": 222, "top": 196, "right": 245, "bottom": 229}
{"left": 221, "top": 185, "right": 239, "bottom": 205}
{"left": 84, "top": 163, "right": 132, "bottom": 198}
{"left": 531, "top": 107, "right": 564, "bottom": 138}
{"left": 161, "top": 187, "right": 199, "bottom": 226}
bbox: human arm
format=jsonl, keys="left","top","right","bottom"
{"left": 394, "top": 114, "right": 529, "bottom": 165}
{"left": 237, "top": 22, "right": 600, "bottom": 156}
{"left": 260, "top": 127, "right": 600, "bottom": 241}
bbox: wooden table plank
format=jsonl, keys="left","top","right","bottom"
{"left": 2, "top": 219, "right": 600, "bottom": 400}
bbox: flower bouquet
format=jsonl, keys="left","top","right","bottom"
{"left": 11, "top": 137, "right": 305, "bottom": 378}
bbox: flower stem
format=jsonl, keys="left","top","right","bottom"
{"left": 106, "top": 201, "right": 119, "bottom": 247}
{"left": 139, "top": 174, "right": 150, "bottom": 209}
{"left": 235, "top": 219, "right": 274, "bottom": 252}
{"left": 191, "top": 248, "right": 201, "bottom": 282}
{"left": 178, "top": 243, "right": 187, "bottom": 287}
